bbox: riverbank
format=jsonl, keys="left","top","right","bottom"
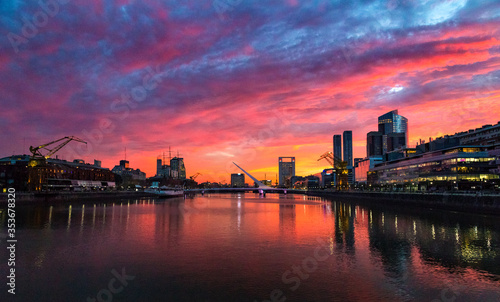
{"left": 306, "top": 190, "right": 500, "bottom": 215}
{"left": 0, "top": 191, "right": 157, "bottom": 204}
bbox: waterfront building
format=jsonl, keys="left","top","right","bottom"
{"left": 156, "top": 158, "right": 171, "bottom": 177}
{"left": 333, "top": 134, "right": 342, "bottom": 165}
{"left": 343, "top": 131, "right": 353, "bottom": 167}
{"left": 231, "top": 173, "right": 245, "bottom": 187}
{"left": 416, "top": 136, "right": 460, "bottom": 154}
{"left": 0, "top": 155, "right": 115, "bottom": 191}
{"left": 170, "top": 157, "right": 186, "bottom": 179}
{"left": 367, "top": 131, "right": 383, "bottom": 157}
{"left": 455, "top": 122, "right": 500, "bottom": 146}
{"left": 260, "top": 179, "right": 273, "bottom": 186}
{"left": 354, "top": 156, "right": 383, "bottom": 183}
{"left": 387, "top": 133, "right": 406, "bottom": 153}
{"left": 378, "top": 110, "right": 408, "bottom": 153}
{"left": 343, "top": 131, "right": 354, "bottom": 185}
{"left": 488, "top": 147, "right": 500, "bottom": 176}
{"left": 370, "top": 146, "right": 498, "bottom": 190}
{"left": 279, "top": 157, "right": 295, "bottom": 187}
{"left": 292, "top": 175, "right": 320, "bottom": 190}
{"left": 112, "top": 160, "right": 146, "bottom": 186}
{"left": 290, "top": 175, "right": 305, "bottom": 188}
{"left": 321, "top": 168, "right": 335, "bottom": 188}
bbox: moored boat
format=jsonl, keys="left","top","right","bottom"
{"left": 145, "top": 186, "right": 184, "bottom": 198}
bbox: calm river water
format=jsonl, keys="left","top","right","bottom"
{"left": 1, "top": 193, "right": 500, "bottom": 301}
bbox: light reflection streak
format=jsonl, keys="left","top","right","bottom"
{"left": 80, "top": 205, "right": 85, "bottom": 233}
{"left": 48, "top": 206, "right": 53, "bottom": 227}
{"left": 67, "top": 205, "right": 72, "bottom": 230}
{"left": 92, "top": 204, "right": 96, "bottom": 228}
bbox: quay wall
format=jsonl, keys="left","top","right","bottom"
{"left": 306, "top": 191, "right": 500, "bottom": 215}
{"left": 0, "top": 191, "right": 156, "bottom": 204}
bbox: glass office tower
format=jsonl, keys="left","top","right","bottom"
{"left": 378, "top": 110, "right": 408, "bottom": 153}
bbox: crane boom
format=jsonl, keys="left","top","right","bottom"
{"left": 317, "top": 151, "right": 348, "bottom": 190}
{"left": 30, "top": 136, "right": 87, "bottom": 159}
{"left": 190, "top": 172, "right": 201, "bottom": 180}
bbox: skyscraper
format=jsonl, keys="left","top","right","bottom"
{"left": 278, "top": 157, "right": 295, "bottom": 187}
{"left": 367, "top": 131, "right": 383, "bottom": 157}
{"left": 378, "top": 110, "right": 408, "bottom": 153}
{"left": 170, "top": 157, "right": 186, "bottom": 179}
{"left": 333, "top": 135, "right": 342, "bottom": 164}
{"left": 387, "top": 132, "right": 406, "bottom": 152}
{"left": 343, "top": 131, "right": 354, "bottom": 185}
{"left": 343, "top": 131, "right": 353, "bottom": 167}
{"left": 231, "top": 173, "right": 245, "bottom": 187}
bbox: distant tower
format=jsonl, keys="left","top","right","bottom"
{"left": 343, "top": 131, "right": 353, "bottom": 167}
{"left": 278, "top": 157, "right": 295, "bottom": 187}
{"left": 367, "top": 131, "right": 383, "bottom": 157}
{"left": 378, "top": 110, "right": 408, "bottom": 153}
{"left": 170, "top": 157, "right": 186, "bottom": 179}
{"left": 333, "top": 134, "right": 342, "bottom": 166}
{"left": 157, "top": 158, "right": 162, "bottom": 176}
{"left": 231, "top": 173, "right": 245, "bottom": 187}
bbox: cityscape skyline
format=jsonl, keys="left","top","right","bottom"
{"left": 1, "top": 1, "right": 499, "bottom": 183}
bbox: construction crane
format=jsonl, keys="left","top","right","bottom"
{"left": 317, "top": 151, "right": 348, "bottom": 190}
{"left": 189, "top": 172, "right": 201, "bottom": 181}
{"left": 30, "top": 136, "right": 87, "bottom": 160}
{"left": 28, "top": 136, "right": 87, "bottom": 191}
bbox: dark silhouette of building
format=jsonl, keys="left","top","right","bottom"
{"left": 333, "top": 134, "right": 342, "bottom": 166}
{"left": 231, "top": 173, "right": 245, "bottom": 187}
{"left": 343, "top": 131, "right": 353, "bottom": 167}
{"left": 367, "top": 131, "right": 383, "bottom": 157}
{"left": 279, "top": 157, "right": 295, "bottom": 187}
{"left": 378, "top": 110, "right": 408, "bottom": 153}
{"left": 387, "top": 132, "right": 407, "bottom": 152}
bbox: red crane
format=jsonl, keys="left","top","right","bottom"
{"left": 30, "top": 136, "right": 87, "bottom": 159}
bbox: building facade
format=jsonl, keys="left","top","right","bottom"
{"left": 112, "top": 160, "right": 146, "bottom": 186}
{"left": 321, "top": 168, "right": 335, "bottom": 188}
{"left": 333, "top": 134, "right": 342, "bottom": 165}
{"left": 0, "top": 155, "right": 115, "bottom": 191}
{"left": 378, "top": 110, "right": 408, "bottom": 153}
{"left": 370, "top": 146, "right": 498, "bottom": 190}
{"left": 455, "top": 122, "right": 500, "bottom": 146}
{"left": 354, "top": 156, "right": 383, "bottom": 183}
{"left": 231, "top": 173, "right": 245, "bottom": 187}
{"left": 343, "top": 131, "right": 353, "bottom": 167}
{"left": 387, "top": 132, "right": 406, "bottom": 153}
{"left": 156, "top": 158, "right": 171, "bottom": 177}
{"left": 170, "top": 157, "right": 186, "bottom": 180}
{"left": 367, "top": 131, "right": 383, "bottom": 157}
{"left": 279, "top": 157, "right": 295, "bottom": 187}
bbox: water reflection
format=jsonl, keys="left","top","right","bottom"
{"left": 279, "top": 205, "right": 296, "bottom": 234}
{"left": 2, "top": 194, "right": 499, "bottom": 301}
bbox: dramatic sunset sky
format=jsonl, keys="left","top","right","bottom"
{"left": 1, "top": 0, "right": 499, "bottom": 183}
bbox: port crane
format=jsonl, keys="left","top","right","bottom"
{"left": 189, "top": 172, "right": 201, "bottom": 181}
{"left": 28, "top": 136, "right": 87, "bottom": 191}
{"left": 30, "top": 136, "right": 87, "bottom": 160}
{"left": 317, "top": 151, "right": 348, "bottom": 189}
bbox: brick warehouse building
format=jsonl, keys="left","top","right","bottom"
{"left": 0, "top": 155, "right": 116, "bottom": 192}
